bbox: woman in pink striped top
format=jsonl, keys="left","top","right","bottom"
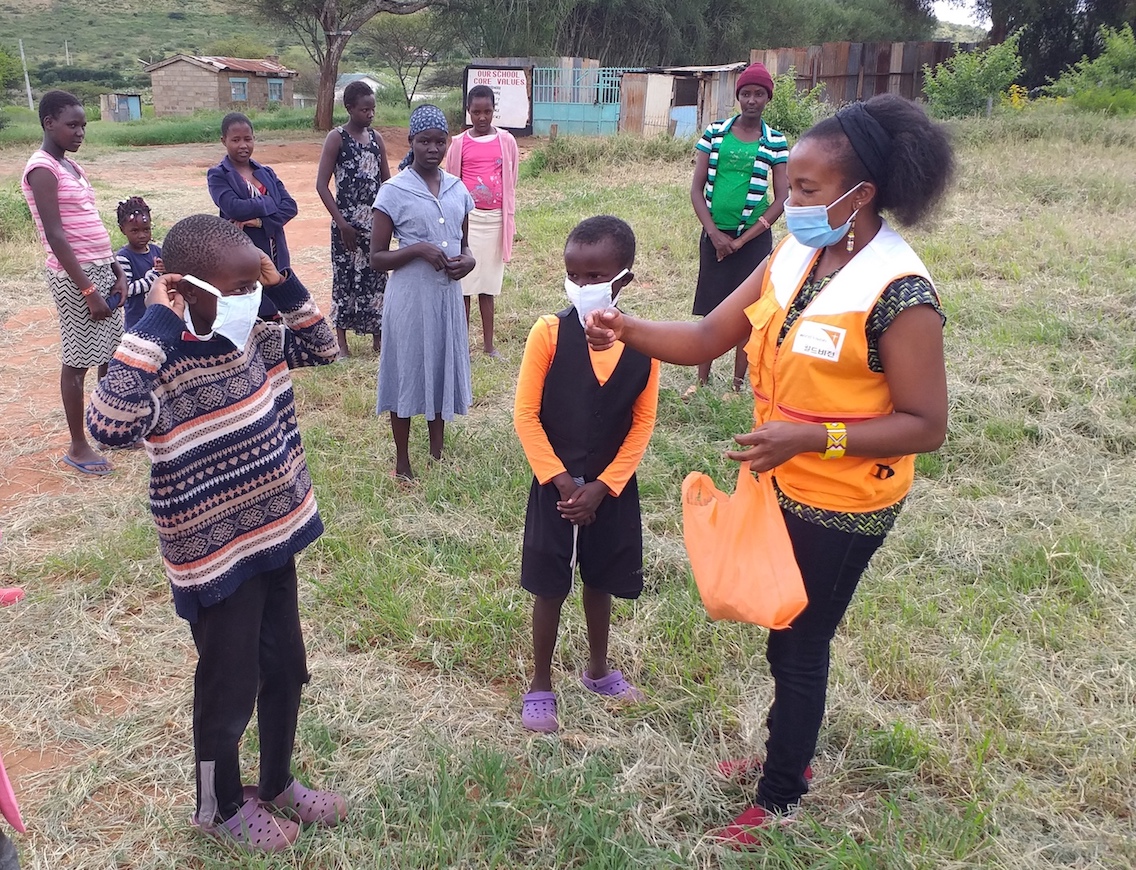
{"left": 21, "top": 90, "right": 127, "bottom": 476}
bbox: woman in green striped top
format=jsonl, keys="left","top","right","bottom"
{"left": 690, "top": 62, "right": 789, "bottom": 393}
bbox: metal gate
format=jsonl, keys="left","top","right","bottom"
{"left": 531, "top": 67, "right": 634, "bottom": 136}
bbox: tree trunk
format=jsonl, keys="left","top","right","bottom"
{"left": 315, "top": 35, "right": 350, "bottom": 131}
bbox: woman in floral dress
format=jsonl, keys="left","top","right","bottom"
{"left": 316, "top": 81, "right": 391, "bottom": 357}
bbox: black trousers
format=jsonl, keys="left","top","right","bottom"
{"left": 190, "top": 557, "right": 309, "bottom": 823}
{"left": 756, "top": 509, "right": 886, "bottom": 812}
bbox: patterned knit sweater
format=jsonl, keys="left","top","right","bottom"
{"left": 87, "top": 272, "right": 338, "bottom": 622}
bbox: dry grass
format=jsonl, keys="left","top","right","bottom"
{"left": 1, "top": 114, "right": 1135, "bottom": 868}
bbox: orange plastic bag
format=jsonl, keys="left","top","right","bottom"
{"left": 681, "top": 463, "right": 808, "bottom": 628}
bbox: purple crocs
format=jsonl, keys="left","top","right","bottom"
{"left": 246, "top": 781, "right": 348, "bottom": 827}
{"left": 191, "top": 796, "right": 300, "bottom": 853}
{"left": 580, "top": 669, "right": 645, "bottom": 702}
{"left": 521, "top": 691, "right": 559, "bottom": 733}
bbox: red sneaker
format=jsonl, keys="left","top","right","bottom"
{"left": 712, "top": 804, "right": 797, "bottom": 848}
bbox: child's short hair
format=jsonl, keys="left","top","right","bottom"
{"left": 566, "top": 216, "right": 636, "bottom": 269}
{"left": 221, "top": 112, "right": 253, "bottom": 137}
{"left": 162, "top": 214, "right": 254, "bottom": 278}
{"left": 466, "top": 85, "right": 495, "bottom": 107}
{"left": 39, "top": 90, "right": 82, "bottom": 126}
{"left": 343, "top": 80, "right": 374, "bottom": 108}
{"left": 117, "top": 196, "right": 151, "bottom": 226}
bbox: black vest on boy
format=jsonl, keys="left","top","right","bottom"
{"left": 538, "top": 308, "right": 652, "bottom": 484}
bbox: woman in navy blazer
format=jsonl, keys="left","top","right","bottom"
{"left": 207, "top": 113, "right": 298, "bottom": 317}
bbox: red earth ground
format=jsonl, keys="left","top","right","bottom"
{"left": 0, "top": 129, "right": 420, "bottom": 517}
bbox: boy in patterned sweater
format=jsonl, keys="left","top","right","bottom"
{"left": 87, "top": 214, "right": 342, "bottom": 853}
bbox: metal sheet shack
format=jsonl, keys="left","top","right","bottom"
{"left": 618, "top": 63, "right": 747, "bottom": 137}
{"left": 99, "top": 93, "right": 142, "bottom": 123}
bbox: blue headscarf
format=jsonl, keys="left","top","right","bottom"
{"left": 399, "top": 104, "right": 449, "bottom": 170}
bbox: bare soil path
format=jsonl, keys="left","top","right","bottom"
{"left": 0, "top": 130, "right": 412, "bottom": 520}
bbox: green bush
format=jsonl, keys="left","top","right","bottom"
{"left": 0, "top": 184, "right": 34, "bottom": 244}
{"left": 763, "top": 68, "right": 828, "bottom": 139}
{"left": 1050, "top": 24, "right": 1136, "bottom": 115}
{"left": 1069, "top": 86, "right": 1136, "bottom": 114}
{"left": 923, "top": 34, "right": 1024, "bottom": 118}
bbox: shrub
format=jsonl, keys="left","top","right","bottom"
{"left": 763, "top": 68, "right": 828, "bottom": 139}
{"left": 1069, "top": 86, "right": 1136, "bottom": 115}
{"left": 0, "top": 184, "right": 34, "bottom": 244}
{"left": 1050, "top": 25, "right": 1136, "bottom": 115}
{"left": 923, "top": 34, "right": 1024, "bottom": 118}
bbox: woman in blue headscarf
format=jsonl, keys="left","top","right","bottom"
{"left": 371, "top": 105, "right": 476, "bottom": 481}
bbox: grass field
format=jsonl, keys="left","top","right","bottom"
{"left": 0, "top": 0, "right": 287, "bottom": 72}
{"left": 1, "top": 108, "right": 1135, "bottom": 868}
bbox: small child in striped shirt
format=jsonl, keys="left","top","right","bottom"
{"left": 115, "top": 196, "right": 163, "bottom": 329}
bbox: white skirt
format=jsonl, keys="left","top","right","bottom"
{"left": 462, "top": 208, "right": 505, "bottom": 297}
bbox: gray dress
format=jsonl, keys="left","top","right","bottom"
{"left": 374, "top": 168, "right": 474, "bottom": 420}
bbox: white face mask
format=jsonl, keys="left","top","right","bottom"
{"left": 564, "top": 268, "right": 629, "bottom": 328}
{"left": 181, "top": 274, "right": 263, "bottom": 351}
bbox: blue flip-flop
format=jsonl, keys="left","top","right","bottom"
{"left": 62, "top": 455, "right": 113, "bottom": 476}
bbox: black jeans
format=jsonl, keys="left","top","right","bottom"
{"left": 190, "top": 557, "right": 310, "bottom": 823}
{"left": 756, "top": 509, "right": 886, "bottom": 812}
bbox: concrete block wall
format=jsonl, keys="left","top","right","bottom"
{"left": 152, "top": 62, "right": 219, "bottom": 116}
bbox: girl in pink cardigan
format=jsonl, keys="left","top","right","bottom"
{"left": 445, "top": 85, "right": 519, "bottom": 359}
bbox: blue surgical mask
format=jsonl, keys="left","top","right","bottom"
{"left": 564, "top": 268, "right": 629, "bottom": 328}
{"left": 181, "top": 274, "right": 263, "bottom": 351}
{"left": 783, "top": 182, "right": 864, "bottom": 249}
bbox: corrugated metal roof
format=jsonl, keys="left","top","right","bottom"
{"left": 143, "top": 54, "right": 297, "bottom": 76}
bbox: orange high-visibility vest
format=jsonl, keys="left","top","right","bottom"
{"left": 744, "top": 222, "right": 933, "bottom": 513}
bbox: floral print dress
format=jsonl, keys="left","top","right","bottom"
{"left": 330, "top": 126, "right": 387, "bottom": 335}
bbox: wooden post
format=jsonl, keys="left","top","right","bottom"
{"left": 549, "top": 123, "right": 558, "bottom": 141}
{"left": 667, "top": 118, "right": 678, "bottom": 137}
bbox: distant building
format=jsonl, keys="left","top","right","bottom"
{"left": 99, "top": 93, "right": 142, "bottom": 123}
{"left": 144, "top": 55, "right": 298, "bottom": 116}
{"left": 334, "top": 73, "right": 385, "bottom": 103}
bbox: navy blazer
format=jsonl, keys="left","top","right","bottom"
{"left": 206, "top": 156, "right": 298, "bottom": 270}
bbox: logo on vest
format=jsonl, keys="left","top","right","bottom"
{"left": 791, "top": 321, "right": 846, "bottom": 361}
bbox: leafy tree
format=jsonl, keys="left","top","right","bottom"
{"left": 975, "top": 0, "right": 1136, "bottom": 86}
{"left": 244, "top": 0, "right": 447, "bottom": 131}
{"left": 358, "top": 12, "right": 459, "bottom": 106}
{"left": 205, "top": 37, "right": 274, "bottom": 59}
{"left": 0, "top": 46, "right": 20, "bottom": 91}
{"left": 453, "top": 0, "right": 935, "bottom": 66}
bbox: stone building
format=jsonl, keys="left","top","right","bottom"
{"left": 144, "top": 55, "right": 298, "bottom": 116}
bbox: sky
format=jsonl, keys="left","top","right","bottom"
{"left": 933, "top": 1, "right": 991, "bottom": 28}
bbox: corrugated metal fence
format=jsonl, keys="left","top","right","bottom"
{"left": 750, "top": 41, "right": 977, "bottom": 105}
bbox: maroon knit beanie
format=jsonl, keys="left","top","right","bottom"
{"left": 735, "top": 63, "right": 774, "bottom": 99}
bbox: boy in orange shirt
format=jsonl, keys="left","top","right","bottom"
{"left": 513, "top": 216, "right": 660, "bottom": 732}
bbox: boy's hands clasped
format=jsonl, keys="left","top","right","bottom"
{"left": 552, "top": 471, "right": 607, "bottom": 526}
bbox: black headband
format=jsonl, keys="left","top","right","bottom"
{"left": 835, "top": 102, "right": 892, "bottom": 185}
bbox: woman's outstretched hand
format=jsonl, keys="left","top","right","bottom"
{"left": 726, "top": 422, "right": 825, "bottom": 473}
{"left": 584, "top": 308, "right": 623, "bottom": 351}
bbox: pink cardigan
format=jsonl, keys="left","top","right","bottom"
{"left": 445, "top": 129, "right": 519, "bottom": 263}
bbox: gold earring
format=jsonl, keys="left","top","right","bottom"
{"left": 846, "top": 212, "right": 856, "bottom": 253}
